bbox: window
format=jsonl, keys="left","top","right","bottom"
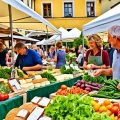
{"left": 43, "top": 3, "right": 52, "bottom": 17}
{"left": 25, "top": 0, "right": 35, "bottom": 10}
{"left": 86, "top": 2, "right": 95, "bottom": 17}
{"left": 64, "top": 2, "right": 73, "bottom": 17}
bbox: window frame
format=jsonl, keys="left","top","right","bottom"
{"left": 86, "top": 1, "right": 95, "bottom": 17}
{"left": 64, "top": 2, "right": 73, "bottom": 18}
{"left": 42, "top": 3, "right": 52, "bottom": 18}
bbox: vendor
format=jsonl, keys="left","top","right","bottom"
{"left": 94, "top": 26, "right": 120, "bottom": 80}
{"left": 53, "top": 41, "right": 66, "bottom": 69}
{"left": 14, "top": 42, "right": 44, "bottom": 71}
{"left": 83, "top": 34, "right": 110, "bottom": 70}
{"left": 0, "top": 42, "right": 7, "bottom": 66}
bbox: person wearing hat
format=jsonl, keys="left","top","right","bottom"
{"left": 83, "top": 34, "right": 110, "bottom": 70}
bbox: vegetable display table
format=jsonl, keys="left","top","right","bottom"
{"left": 27, "top": 76, "right": 81, "bottom": 102}
{"left": 0, "top": 95, "right": 23, "bottom": 120}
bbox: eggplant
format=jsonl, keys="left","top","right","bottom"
{"left": 77, "top": 80, "right": 81, "bottom": 83}
{"left": 80, "top": 84, "right": 85, "bottom": 89}
{"left": 76, "top": 82, "right": 81, "bottom": 87}
{"left": 91, "top": 83, "right": 98, "bottom": 87}
{"left": 90, "top": 86, "right": 100, "bottom": 91}
{"left": 88, "top": 82, "right": 92, "bottom": 85}
{"left": 85, "top": 87, "right": 91, "bottom": 92}
{"left": 80, "top": 80, "right": 85, "bottom": 84}
{"left": 85, "top": 84, "right": 91, "bottom": 88}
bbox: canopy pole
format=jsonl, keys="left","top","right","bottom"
{"left": 8, "top": 5, "right": 15, "bottom": 78}
{"left": 82, "top": 32, "right": 85, "bottom": 62}
{"left": 46, "top": 25, "right": 48, "bottom": 52}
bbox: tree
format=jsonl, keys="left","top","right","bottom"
{"left": 73, "top": 33, "right": 87, "bottom": 48}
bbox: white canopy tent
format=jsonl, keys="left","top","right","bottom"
{"left": 0, "top": 33, "right": 39, "bottom": 42}
{"left": 68, "top": 28, "right": 81, "bottom": 39}
{"left": 36, "top": 39, "right": 46, "bottom": 45}
{"left": 38, "top": 27, "right": 69, "bottom": 45}
{"left": 83, "top": 4, "right": 120, "bottom": 36}
{"left": 37, "top": 27, "right": 81, "bottom": 45}
{"left": 0, "top": 0, "right": 61, "bottom": 34}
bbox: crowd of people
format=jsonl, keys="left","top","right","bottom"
{"left": 0, "top": 25, "right": 120, "bottom": 81}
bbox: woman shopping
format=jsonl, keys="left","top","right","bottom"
{"left": 53, "top": 41, "right": 66, "bottom": 69}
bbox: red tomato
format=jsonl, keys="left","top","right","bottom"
{"left": 118, "top": 118, "right": 120, "bottom": 120}
{"left": 113, "top": 102, "right": 119, "bottom": 107}
{"left": 111, "top": 106, "right": 119, "bottom": 114}
{"left": 4, "top": 94, "right": 9, "bottom": 100}
{"left": 0, "top": 94, "right": 5, "bottom": 101}
{"left": 61, "top": 85, "right": 67, "bottom": 90}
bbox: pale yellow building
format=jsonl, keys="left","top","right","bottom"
{"left": 34, "top": 0, "right": 102, "bottom": 31}
{"left": 101, "top": 0, "right": 120, "bottom": 14}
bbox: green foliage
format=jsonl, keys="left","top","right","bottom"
{"left": 0, "top": 68, "right": 12, "bottom": 79}
{"left": 41, "top": 72, "right": 56, "bottom": 82}
{"left": 45, "top": 94, "right": 112, "bottom": 120}
{"left": 63, "top": 42, "right": 73, "bottom": 48}
{"left": 60, "top": 65, "right": 74, "bottom": 74}
{"left": 82, "top": 73, "right": 105, "bottom": 84}
{"left": 73, "top": 33, "right": 87, "bottom": 48}
{"left": 0, "top": 82, "right": 11, "bottom": 94}
{"left": 17, "top": 69, "right": 24, "bottom": 78}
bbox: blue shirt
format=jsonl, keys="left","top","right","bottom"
{"left": 15, "top": 49, "right": 42, "bottom": 69}
{"left": 56, "top": 50, "right": 66, "bottom": 69}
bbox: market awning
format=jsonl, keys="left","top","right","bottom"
{"left": 0, "top": 0, "right": 61, "bottom": 34}
{"left": 0, "top": 33, "right": 39, "bottom": 42}
{"left": 83, "top": 4, "right": 120, "bottom": 36}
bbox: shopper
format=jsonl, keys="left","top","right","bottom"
{"left": 14, "top": 42, "right": 44, "bottom": 71}
{"left": 0, "top": 42, "right": 7, "bottom": 66}
{"left": 93, "top": 25, "right": 120, "bottom": 80}
{"left": 83, "top": 34, "right": 110, "bottom": 70}
{"left": 53, "top": 41, "right": 66, "bottom": 69}
{"left": 48, "top": 46, "right": 55, "bottom": 59}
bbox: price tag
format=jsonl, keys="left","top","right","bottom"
{"left": 31, "top": 96, "right": 41, "bottom": 104}
{"left": 17, "top": 109, "right": 28, "bottom": 118}
{"left": 27, "top": 107, "right": 44, "bottom": 120}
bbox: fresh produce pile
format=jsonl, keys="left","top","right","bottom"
{"left": 60, "top": 65, "right": 74, "bottom": 74}
{"left": 66, "top": 53, "right": 76, "bottom": 62}
{"left": 91, "top": 79, "right": 120, "bottom": 99}
{"left": 45, "top": 94, "right": 112, "bottom": 120}
{"left": 82, "top": 73, "right": 105, "bottom": 84}
{"left": 0, "top": 68, "right": 12, "bottom": 79}
{"left": 74, "top": 80, "right": 103, "bottom": 92}
{"left": 92, "top": 99, "right": 120, "bottom": 120}
{"left": 0, "top": 82, "right": 11, "bottom": 94}
{"left": 56, "top": 85, "right": 89, "bottom": 96}
{"left": 41, "top": 72, "right": 56, "bottom": 82}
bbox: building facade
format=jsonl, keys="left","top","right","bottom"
{"left": 101, "top": 0, "right": 120, "bottom": 14}
{"left": 34, "top": 0, "right": 102, "bottom": 31}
